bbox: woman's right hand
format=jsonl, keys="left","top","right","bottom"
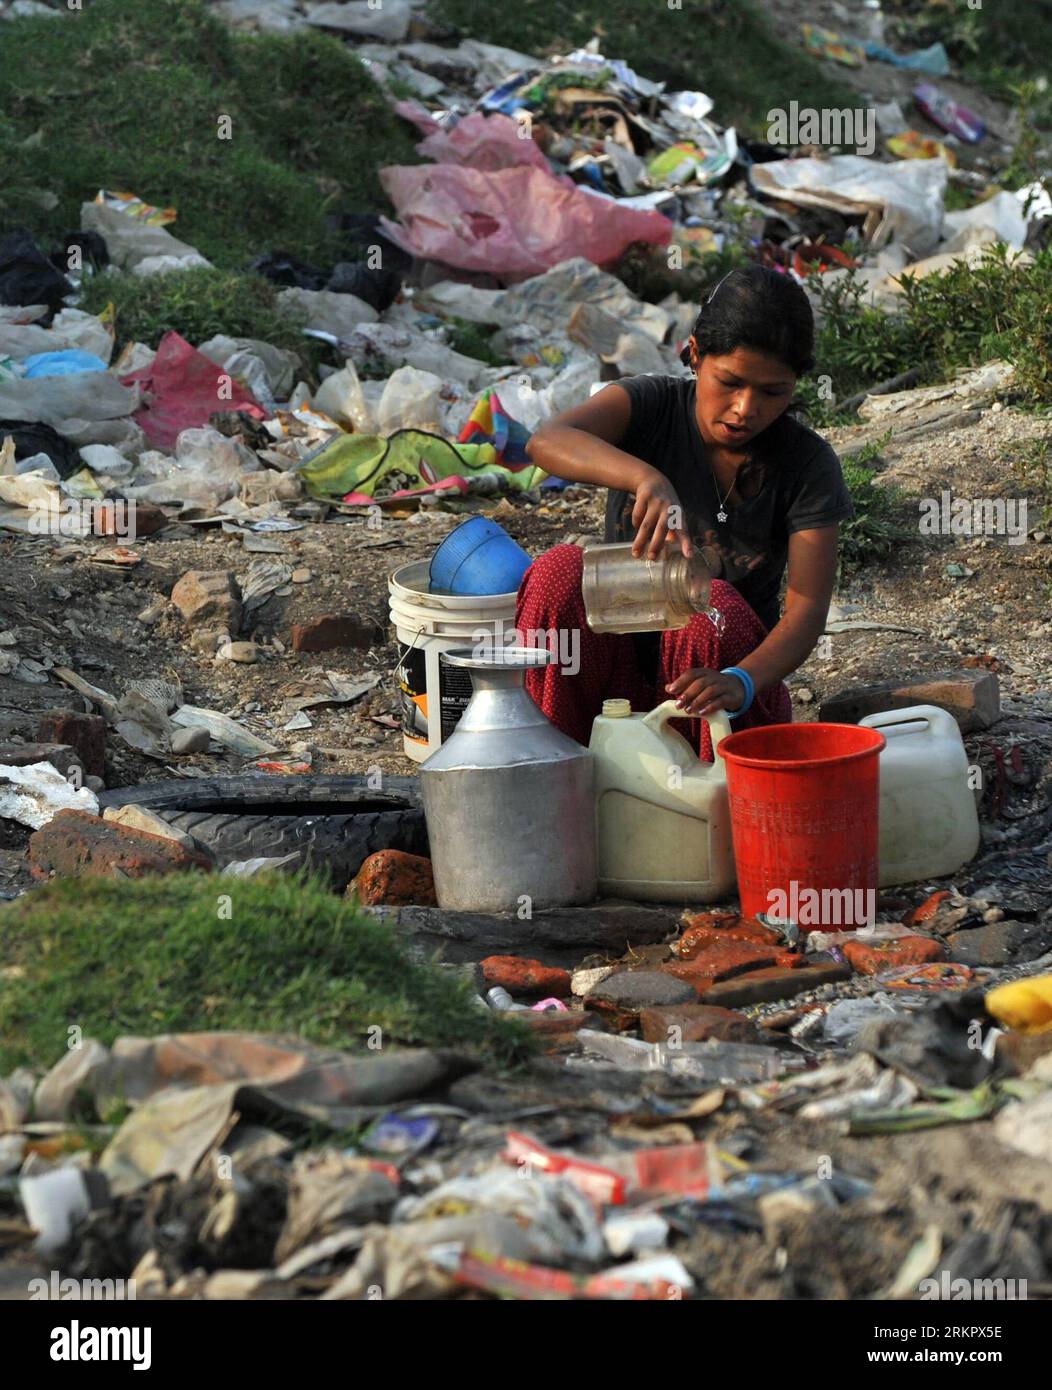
{"left": 630, "top": 467, "right": 694, "bottom": 560}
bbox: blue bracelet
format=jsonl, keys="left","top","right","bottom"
{"left": 721, "top": 666, "right": 755, "bottom": 719}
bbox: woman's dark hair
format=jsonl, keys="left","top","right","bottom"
{"left": 680, "top": 264, "right": 816, "bottom": 497}
{"left": 678, "top": 264, "right": 816, "bottom": 374}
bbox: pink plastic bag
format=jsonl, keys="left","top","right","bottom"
{"left": 379, "top": 164, "right": 672, "bottom": 280}
{"left": 416, "top": 111, "right": 551, "bottom": 172}
{"left": 120, "top": 331, "right": 266, "bottom": 450}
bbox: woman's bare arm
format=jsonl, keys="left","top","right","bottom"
{"left": 737, "top": 525, "right": 839, "bottom": 692}
{"left": 526, "top": 386, "right": 694, "bottom": 558}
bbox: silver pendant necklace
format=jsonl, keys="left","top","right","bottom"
{"left": 711, "top": 468, "right": 734, "bottom": 524}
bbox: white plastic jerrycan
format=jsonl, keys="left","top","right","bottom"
{"left": 588, "top": 698, "right": 735, "bottom": 903}
{"left": 859, "top": 704, "right": 981, "bottom": 887}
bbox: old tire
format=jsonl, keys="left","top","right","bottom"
{"left": 96, "top": 774, "right": 426, "bottom": 887}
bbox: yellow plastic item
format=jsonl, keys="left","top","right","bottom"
{"left": 588, "top": 699, "right": 734, "bottom": 903}
{"left": 985, "top": 975, "right": 1052, "bottom": 1035}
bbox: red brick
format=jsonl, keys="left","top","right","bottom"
{"left": 662, "top": 945, "right": 802, "bottom": 1000}
{"left": 93, "top": 501, "right": 168, "bottom": 538}
{"left": 701, "top": 963, "right": 851, "bottom": 1007}
{"left": 291, "top": 614, "right": 380, "bottom": 653}
{"left": 349, "top": 850, "right": 436, "bottom": 906}
{"left": 28, "top": 809, "right": 213, "bottom": 880}
{"left": 0, "top": 743, "right": 83, "bottom": 780}
{"left": 639, "top": 1005, "right": 761, "bottom": 1045}
{"left": 843, "top": 935, "right": 946, "bottom": 977}
{"left": 673, "top": 916, "right": 781, "bottom": 959}
{"left": 35, "top": 711, "right": 107, "bottom": 778}
{"left": 480, "top": 955, "right": 572, "bottom": 998}
{"left": 903, "top": 891, "right": 950, "bottom": 926}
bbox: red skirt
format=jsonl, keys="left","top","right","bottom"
{"left": 513, "top": 543, "right": 792, "bottom": 761}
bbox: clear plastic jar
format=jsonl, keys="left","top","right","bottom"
{"left": 582, "top": 541, "right": 721, "bottom": 634}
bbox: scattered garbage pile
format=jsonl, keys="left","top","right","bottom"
{"left": 4, "top": 903, "right": 1052, "bottom": 1300}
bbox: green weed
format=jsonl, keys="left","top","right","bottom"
{"left": 0, "top": 872, "right": 533, "bottom": 1074}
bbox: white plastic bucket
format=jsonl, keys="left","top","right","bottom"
{"left": 388, "top": 561, "right": 520, "bottom": 763}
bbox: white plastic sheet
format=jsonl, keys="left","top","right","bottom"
{"left": 751, "top": 154, "right": 950, "bottom": 255}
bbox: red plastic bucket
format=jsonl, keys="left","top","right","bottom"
{"left": 717, "top": 722, "right": 886, "bottom": 927}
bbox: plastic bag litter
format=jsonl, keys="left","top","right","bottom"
{"left": 0, "top": 760, "right": 99, "bottom": 829}
{"left": 415, "top": 110, "right": 551, "bottom": 172}
{"left": 376, "top": 365, "right": 444, "bottom": 434}
{"left": 78, "top": 444, "right": 135, "bottom": 480}
{"left": 379, "top": 163, "right": 672, "bottom": 280}
{"left": 0, "top": 320, "right": 56, "bottom": 360}
{"left": 0, "top": 229, "right": 73, "bottom": 313}
{"left": 0, "top": 370, "right": 139, "bottom": 437}
{"left": 80, "top": 201, "right": 210, "bottom": 274}
{"left": 0, "top": 418, "right": 84, "bottom": 477}
{"left": 49, "top": 307, "right": 114, "bottom": 365}
{"left": 943, "top": 190, "right": 1030, "bottom": 251}
{"left": 312, "top": 361, "right": 375, "bottom": 432}
{"left": 119, "top": 332, "right": 265, "bottom": 451}
{"left": 345, "top": 321, "right": 494, "bottom": 389}
{"left": 277, "top": 286, "right": 378, "bottom": 336}
{"left": 493, "top": 257, "right": 674, "bottom": 342}
{"left": 750, "top": 155, "right": 949, "bottom": 256}
{"left": 0, "top": 466, "right": 60, "bottom": 509}
{"left": 22, "top": 349, "right": 109, "bottom": 379}
{"left": 197, "top": 334, "right": 298, "bottom": 399}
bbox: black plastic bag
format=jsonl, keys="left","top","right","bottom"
{"left": 0, "top": 228, "right": 73, "bottom": 314}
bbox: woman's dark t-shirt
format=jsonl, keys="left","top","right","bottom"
{"left": 603, "top": 374, "right": 854, "bottom": 633}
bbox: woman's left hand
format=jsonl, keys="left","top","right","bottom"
{"left": 665, "top": 667, "right": 746, "bottom": 716}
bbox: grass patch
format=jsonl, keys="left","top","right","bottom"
{"left": 0, "top": 0, "right": 418, "bottom": 270}
{"left": 836, "top": 432, "right": 910, "bottom": 578}
{"left": 0, "top": 872, "right": 533, "bottom": 1074}
{"left": 430, "top": 0, "right": 859, "bottom": 134}
{"left": 79, "top": 266, "right": 309, "bottom": 360}
{"left": 798, "top": 245, "right": 1052, "bottom": 424}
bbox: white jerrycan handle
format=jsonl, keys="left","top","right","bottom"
{"left": 859, "top": 704, "right": 961, "bottom": 744}
{"left": 641, "top": 699, "right": 732, "bottom": 773}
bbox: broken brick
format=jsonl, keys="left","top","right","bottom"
{"left": 28, "top": 809, "right": 212, "bottom": 880}
{"left": 843, "top": 935, "right": 946, "bottom": 976}
{"left": 171, "top": 569, "right": 242, "bottom": 633}
{"left": 673, "top": 915, "right": 782, "bottom": 958}
{"left": 665, "top": 939, "right": 800, "bottom": 980}
{"left": 0, "top": 742, "right": 84, "bottom": 780}
{"left": 291, "top": 613, "right": 380, "bottom": 653}
{"left": 480, "top": 956, "right": 572, "bottom": 998}
{"left": 94, "top": 501, "right": 168, "bottom": 538}
{"left": 819, "top": 668, "right": 999, "bottom": 734}
{"left": 349, "top": 849, "right": 436, "bottom": 906}
{"left": 701, "top": 962, "right": 851, "bottom": 1007}
{"left": 903, "top": 890, "right": 950, "bottom": 926}
{"left": 35, "top": 710, "right": 107, "bottom": 779}
{"left": 639, "top": 1004, "right": 761, "bottom": 1046}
